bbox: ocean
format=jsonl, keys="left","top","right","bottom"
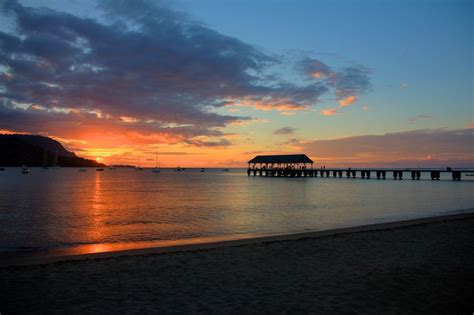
{"left": 0, "top": 167, "right": 473, "bottom": 254}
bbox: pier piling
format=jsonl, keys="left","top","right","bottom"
{"left": 247, "top": 155, "right": 469, "bottom": 181}
{"left": 452, "top": 171, "right": 461, "bottom": 181}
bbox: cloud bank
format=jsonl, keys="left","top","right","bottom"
{"left": 0, "top": 0, "right": 372, "bottom": 148}
{"left": 298, "top": 129, "right": 474, "bottom": 167}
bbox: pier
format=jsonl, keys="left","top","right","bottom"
{"left": 247, "top": 154, "right": 472, "bottom": 181}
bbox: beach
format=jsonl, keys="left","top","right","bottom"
{"left": 1, "top": 214, "right": 473, "bottom": 313}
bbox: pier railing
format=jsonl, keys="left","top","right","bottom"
{"left": 246, "top": 167, "right": 474, "bottom": 180}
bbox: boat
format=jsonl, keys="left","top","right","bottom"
{"left": 42, "top": 149, "right": 49, "bottom": 170}
{"left": 174, "top": 166, "right": 182, "bottom": 172}
{"left": 221, "top": 168, "right": 229, "bottom": 172}
{"left": 22, "top": 165, "right": 29, "bottom": 174}
{"left": 200, "top": 168, "right": 205, "bottom": 172}
{"left": 152, "top": 152, "right": 161, "bottom": 173}
{"left": 135, "top": 157, "right": 143, "bottom": 170}
{"left": 79, "top": 159, "right": 87, "bottom": 172}
{"left": 50, "top": 150, "right": 59, "bottom": 169}
{"left": 96, "top": 168, "right": 104, "bottom": 171}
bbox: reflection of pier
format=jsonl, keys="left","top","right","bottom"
{"left": 247, "top": 154, "right": 470, "bottom": 181}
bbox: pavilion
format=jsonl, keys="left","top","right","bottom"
{"left": 247, "top": 154, "right": 314, "bottom": 177}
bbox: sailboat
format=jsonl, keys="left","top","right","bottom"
{"left": 51, "top": 150, "right": 59, "bottom": 169}
{"left": 135, "top": 157, "right": 143, "bottom": 170}
{"left": 79, "top": 158, "right": 87, "bottom": 172}
{"left": 42, "top": 149, "right": 49, "bottom": 170}
{"left": 22, "top": 165, "right": 29, "bottom": 174}
{"left": 152, "top": 152, "right": 161, "bottom": 173}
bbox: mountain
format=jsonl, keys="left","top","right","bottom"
{"left": 0, "top": 134, "right": 106, "bottom": 167}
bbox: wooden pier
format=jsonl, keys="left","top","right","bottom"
{"left": 247, "top": 154, "right": 473, "bottom": 181}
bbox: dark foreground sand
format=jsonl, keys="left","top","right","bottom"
{"left": 1, "top": 216, "right": 474, "bottom": 314}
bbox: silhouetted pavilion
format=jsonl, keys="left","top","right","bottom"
{"left": 247, "top": 154, "right": 472, "bottom": 180}
{"left": 247, "top": 154, "right": 313, "bottom": 176}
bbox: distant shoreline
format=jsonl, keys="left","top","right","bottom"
{"left": 2, "top": 211, "right": 473, "bottom": 267}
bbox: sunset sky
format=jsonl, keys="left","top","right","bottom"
{"left": 0, "top": 0, "right": 472, "bottom": 167}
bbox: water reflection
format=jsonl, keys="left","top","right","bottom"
{"left": 0, "top": 168, "right": 472, "bottom": 254}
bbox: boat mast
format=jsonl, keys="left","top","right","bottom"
{"left": 43, "top": 149, "right": 47, "bottom": 167}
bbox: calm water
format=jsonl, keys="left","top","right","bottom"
{"left": 0, "top": 168, "right": 473, "bottom": 253}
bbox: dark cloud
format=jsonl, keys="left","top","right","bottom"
{"left": 300, "top": 128, "right": 474, "bottom": 167}
{"left": 0, "top": 0, "right": 371, "bottom": 145}
{"left": 299, "top": 58, "right": 371, "bottom": 99}
{"left": 298, "top": 58, "right": 332, "bottom": 78}
{"left": 409, "top": 114, "right": 432, "bottom": 123}
{"left": 273, "top": 127, "right": 296, "bottom": 135}
{"left": 184, "top": 138, "right": 231, "bottom": 147}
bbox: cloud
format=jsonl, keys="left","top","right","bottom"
{"left": 299, "top": 58, "right": 371, "bottom": 100}
{"left": 409, "top": 114, "right": 432, "bottom": 123}
{"left": 0, "top": 0, "right": 371, "bottom": 148}
{"left": 320, "top": 107, "right": 338, "bottom": 116}
{"left": 301, "top": 128, "right": 474, "bottom": 167}
{"left": 184, "top": 138, "right": 232, "bottom": 147}
{"left": 401, "top": 82, "right": 409, "bottom": 89}
{"left": 223, "top": 82, "right": 328, "bottom": 113}
{"left": 273, "top": 127, "right": 296, "bottom": 135}
{"left": 338, "top": 95, "right": 357, "bottom": 107}
{"left": 277, "top": 138, "right": 303, "bottom": 147}
{"left": 302, "top": 59, "right": 332, "bottom": 79}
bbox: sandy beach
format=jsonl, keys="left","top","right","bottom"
{"left": 1, "top": 214, "right": 473, "bottom": 313}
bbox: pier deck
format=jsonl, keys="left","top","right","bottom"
{"left": 247, "top": 154, "right": 473, "bottom": 180}
{"left": 246, "top": 167, "right": 474, "bottom": 180}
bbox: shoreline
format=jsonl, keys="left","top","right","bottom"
{"left": 1, "top": 211, "right": 473, "bottom": 313}
{"left": 2, "top": 211, "right": 473, "bottom": 267}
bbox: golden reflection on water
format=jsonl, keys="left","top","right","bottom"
{"left": 1, "top": 168, "right": 473, "bottom": 259}
{"left": 88, "top": 171, "right": 105, "bottom": 241}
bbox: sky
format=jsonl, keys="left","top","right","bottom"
{"left": 0, "top": 0, "right": 472, "bottom": 167}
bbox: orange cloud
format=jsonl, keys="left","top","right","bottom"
{"left": 225, "top": 96, "right": 309, "bottom": 113}
{"left": 338, "top": 95, "right": 357, "bottom": 107}
{"left": 119, "top": 116, "right": 138, "bottom": 123}
{"left": 321, "top": 108, "right": 338, "bottom": 116}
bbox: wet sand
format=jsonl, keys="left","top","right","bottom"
{"left": 1, "top": 214, "right": 474, "bottom": 313}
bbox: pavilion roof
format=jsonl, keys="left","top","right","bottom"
{"left": 248, "top": 154, "right": 313, "bottom": 164}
